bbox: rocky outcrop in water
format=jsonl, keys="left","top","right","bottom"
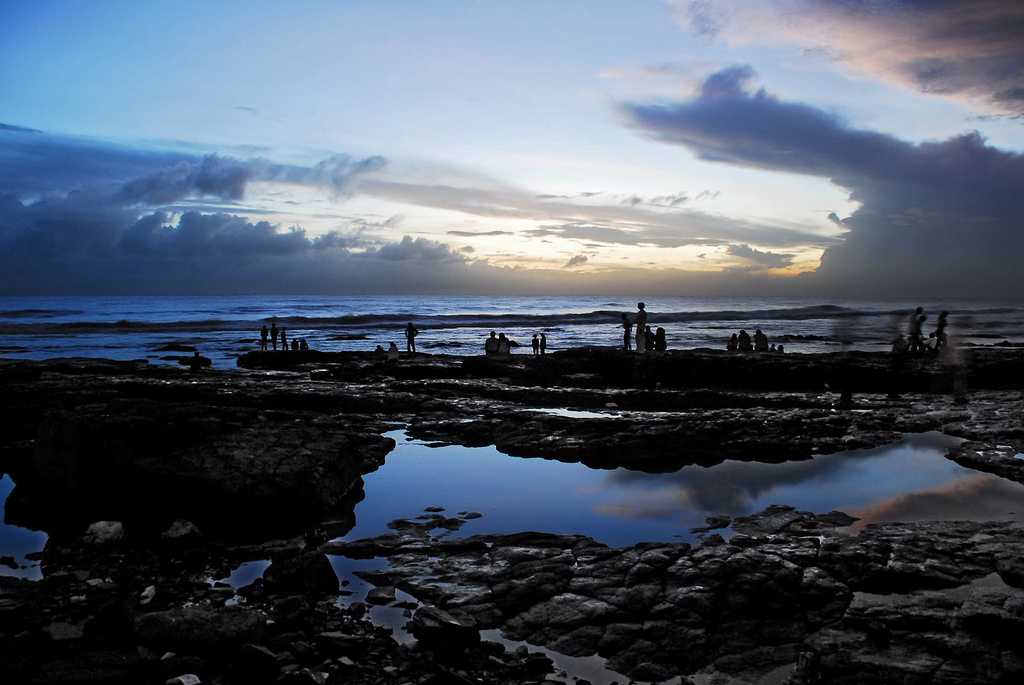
{"left": 325, "top": 506, "right": 1024, "bottom": 683}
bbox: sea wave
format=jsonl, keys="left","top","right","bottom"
{"left": 3, "top": 303, "right": 1018, "bottom": 334}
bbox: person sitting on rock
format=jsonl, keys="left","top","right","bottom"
{"left": 387, "top": 341, "right": 400, "bottom": 361}
{"left": 188, "top": 350, "right": 205, "bottom": 371}
{"left": 300, "top": 338, "right": 309, "bottom": 351}
{"left": 737, "top": 329, "right": 753, "bottom": 352}
{"left": 754, "top": 329, "right": 769, "bottom": 352}
{"left": 770, "top": 344, "right": 777, "bottom": 353}
{"left": 654, "top": 327, "right": 666, "bottom": 352}
{"left": 727, "top": 333, "right": 738, "bottom": 352}
{"left": 644, "top": 326, "right": 654, "bottom": 351}
{"left": 484, "top": 331, "right": 499, "bottom": 355}
{"left": 260, "top": 325, "right": 269, "bottom": 351}
{"left": 622, "top": 313, "right": 633, "bottom": 351}
{"left": 532, "top": 334, "right": 540, "bottom": 355}
{"left": 270, "top": 323, "right": 279, "bottom": 351}
{"left": 291, "top": 338, "right": 299, "bottom": 351}
{"left": 777, "top": 344, "right": 785, "bottom": 354}
{"left": 496, "top": 333, "right": 511, "bottom": 356}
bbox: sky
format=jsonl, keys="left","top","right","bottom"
{"left": 1, "top": 0, "right": 1022, "bottom": 296}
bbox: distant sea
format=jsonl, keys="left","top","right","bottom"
{"left": 1, "top": 295, "right": 1021, "bottom": 368}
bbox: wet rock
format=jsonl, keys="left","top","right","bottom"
{"left": 162, "top": 519, "right": 202, "bottom": 542}
{"left": 365, "top": 586, "right": 397, "bottom": 605}
{"left": 263, "top": 551, "right": 338, "bottom": 595}
{"left": 408, "top": 606, "right": 480, "bottom": 652}
{"left": 83, "top": 520, "right": 124, "bottom": 545}
{"left": 136, "top": 607, "right": 264, "bottom": 653}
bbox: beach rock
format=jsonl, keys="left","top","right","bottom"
{"left": 408, "top": 606, "right": 480, "bottom": 652}
{"left": 83, "top": 520, "right": 124, "bottom": 545}
{"left": 263, "top": 551, "right": 338, "bottom": 595}
{"left": 136, "top": 607, "right": 264, "bottom": 653}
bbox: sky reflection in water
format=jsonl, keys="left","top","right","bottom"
{"left": 345, "top": 431, "right": 1024, "bottom": 547}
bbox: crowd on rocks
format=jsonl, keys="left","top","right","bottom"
{"left": 259, "top": 323, "right": 311, "bottom": 352}
{"left": 726, "top": 328, "right": 783, "bottom": 354}
{"left": 892, "top": 307, "right": 949, "bottom": 355}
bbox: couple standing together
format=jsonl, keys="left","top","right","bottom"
{"left": 622, "top": 302, "right": 648, "bottom": 353}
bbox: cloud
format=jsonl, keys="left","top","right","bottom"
{"left": 0, "top": 126, "right": 385, "bottom": 206}
{"left": 675, "top": 0, "right": 1024, "bottom": 116}
{"left": 446, "top": 229, "right": 513, "bottom": 237}
{"left": 624, "top": 66, "right": 1024, "bottom": 296}
{"left": 725, "top": 243, "right": 794, "bottom": 270}
{"left": 563, "top": 254, "right": 589, "bottom": 268}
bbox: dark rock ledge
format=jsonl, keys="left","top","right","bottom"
{"left": 325, "top": 506, "right": 1024, "bottom": 684}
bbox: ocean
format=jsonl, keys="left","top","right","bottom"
{"left": 1, "top": 295, "right": 1022, "bottom": 367}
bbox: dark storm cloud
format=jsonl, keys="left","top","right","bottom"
{"left": 725, "top": 244, "right": 794, "bottom": 270}
{"left": 0, "top": 188, "right": 483, "bottom": 294}
{"left": 0, "top": 126, "right": 386, "bottom": 204}
{"left": 563, "top": 254, "right": 589, "bottom": 268}
{"left": 624, "top": 66, "right": 1024, "bottom": 296}
{"left": 678, "top": 0, "right": 1024, "bottom": 116}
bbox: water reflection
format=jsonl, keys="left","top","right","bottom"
{"left": 346, "top": 431, "right": 1024, "bottom": 547}
{"left": 0, "top": 475, "right": 47, "bottom": 579}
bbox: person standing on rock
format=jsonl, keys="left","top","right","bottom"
{"left": 540, "top": 333, "right": 547, "bottom": 355}
{"left": 280, "top": 327, "right": 287, "bottom": 351}
{"left": 621, "top": 313, "right": 633, "bottom": 351}
{"left": 635, "top": 303, "right": 647, "bottom": 354}
{"left": 532, "top": 334, "right": 540, "bottom": 355}
{"left": 270, "top": 322, "right": 279, "bottom": 351}
{"left": 260, "top": 325, "right": 269, "bottom": 351}
{"left": 405, "top": 322, "right": 419, "bottom": 353}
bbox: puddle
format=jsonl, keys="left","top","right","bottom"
{"left": 341, "top": 431, "right": 1024, "bottom": 547}
{"left": 525, "top": 408, "right": 623, "bottom": 419}
{"left": 0, "top": 475, "right": 47, "bottom": 580}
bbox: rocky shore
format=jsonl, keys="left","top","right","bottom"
{"left": 1, "top": 348, "right": 1023, "bottom": 683}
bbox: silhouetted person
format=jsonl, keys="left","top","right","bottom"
{"left": 770, "top": 344, "right": 777, "bottom": 352}
{"left": 300, "top": 338, "right": 309, "bottom": 351}
{"left": 727, "top": 333, "right": 738, "bottom": 352}
{"left": 737, "top": 329, "right": 752, "bottom": 352}
{"left": 532, "top": 334, "right": 540, "bottom": 355}
{"left": 271, "top": 323, "right": 279, "bottom": 351}
{"left": 621, "top": 313, "right": 633, "bottom": 351}
{"left": 405, "top": 322, "right": 418, "bottom": 353}
{"left": 387, "top": 341, "right": 400, "bottom": 362}
{"left": 540, "top": 333, "right": 547, "bottom": 355}
{"left": 497, "top": 333, "right": 511, "bottom": 355}
{"left": 484, "top": 331, "right": 499, "bottom": 355}
{"left": 188, "top": 350, "right": 204, "bottom": 372}
{"left": 654, "top": 327, "right": 666, "bottom": 352}
{"left": 777, "top": 344, "right": 784, "bottom": 354}
{"left": 935, "top": 311, "right": 949, "bottom": 351}
{"left": 260, "top": 325, "right": 269, "bottom": 351}
{"left": 754, "top": 328, "right": 769, "bottom": 352}
{"left": 291, "top": 338, "right": 299, "bottom": 351}
{"left": 635, "top": 303, "right": 647, "bottom": 354}
{"left": 280, "top": 328, "right": 287, "bottom": 351}
{"left": 908, "top": 307, "right": 924, "bottom": 353}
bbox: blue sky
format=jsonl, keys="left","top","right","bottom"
{"left": 1, "top": 1, "right": 1022, "bottom": 295}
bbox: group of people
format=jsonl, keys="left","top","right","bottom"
{"left": 892, "top": 308, "right": 948, "bottom": 354}
{"left": 620, "top": 303, "right": 667, "bottom": 353}
{"left": 726, "top": 328, "right": 783, "bottom": 354}
{"left": 259, "top": 323, "right": 310, "bottom": 352}
{"left": 483, "top": 331, "right": 528, "bottom": 356}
